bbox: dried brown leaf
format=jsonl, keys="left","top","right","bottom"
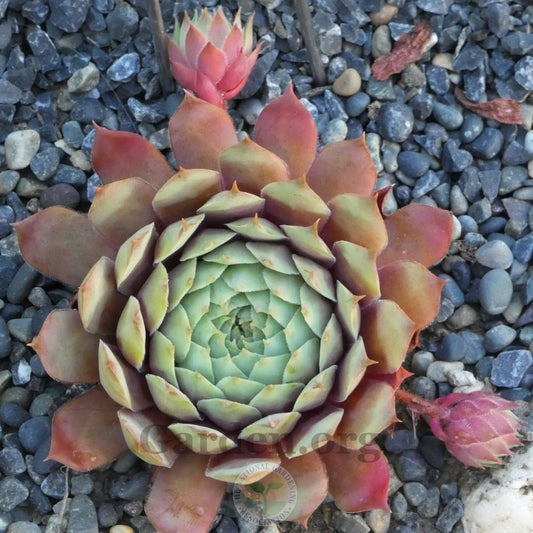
{"left": 454, "top": 88, "right": 522, "bottom": 125}
{"left": 371, "top": 22, "right": 433, "bottom": 81}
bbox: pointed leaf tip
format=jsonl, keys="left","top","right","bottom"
{"left": 48, "top": 386, "right": 127, "bottom": 471}
{"left": 92, "top": 125, "right": 174, "bottom": 189}
{"left": 254, "top": 84, "right": 318, "bottom": 178}
{"left": 169, "top": 92, "right": 238, "bottom": 170}
{"left": 14, "top": 207, "right": 116, "bottom": 287}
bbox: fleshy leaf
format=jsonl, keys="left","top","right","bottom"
{"left": 379, "top": 261, "right": 446, "bottom": 331}
{"left": 333, "top": 241, "right": 380, "bottom": 301}
{"left": 206, "top": 447, "right": 281, "bottom": 483}
{"left": 29, "top": 309, "right": 99, "bottom": 383}
{"left": 145, "top": 453, "right": 226, "bottom": 533}
{"left": 334, "top": 379, "right": 398, "bottom": 448}
{"left": 92, "top": 124, "right": 174, "bottom": 188}
{"left": 78, "top": 256, "right": 128, "bottom": 336}
{"left": 239, "top": 412, "right": 301, "bottom": 445}
{"left": 146, "top": 374, "right": 201, "bottom": 421}
{"left": 98, "top": 341, "right": 153, "bottom": 411}
{"left": 219, "top": 137, "right": 289, "bottom": 194}
{"left": 169, "top": 92, "right": 238, "bottom": 170}
{"left": 282, "top": 404, "right": 344, "bottom": 458}
{"left": 48, "top": 386, "right": 128, "bottom": 471}
{"left": 322, "top": 441, "right": 390, "bottom": 512}
{"left": 262, "top": 177, "right": 331, "bottom": 229}
{"left": 168, "top": 422, "right": 237, "bottom": 454}
{"left": 114, "top": 223, "right": 158, "bottom": 295}
{"left": 116, "top": 296, "right": 146, "bottom": 370}
{"left": 89, "top": 177, "right": 159, "bottom": 248}
{"left": 152, "top": 169, "right": 222, "bottom": 225}
{"left": 254, "top": 84, "right": 318, "bottom": 177}
{"left": 360, "top": 300, "right": 416, "bottom": 373}
{"left": 306, "top": 138, "right": 376, "bottom": 203}
{"left": 13, "top": 207, "right": 116, "bottom": 287}
{"left": 378, "top": 204, "right": 453, "bottom": 268}
{"left": 321, "top": 194, "right": 387, "bottom": 253}
{"left": 280, "top": 451, "right": 328, "bottom": 527}
{"left": 118, "top": 408, "right": 180, "bottom": 467}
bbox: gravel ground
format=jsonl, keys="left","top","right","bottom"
{"left": 0, "top": 0, "right": 532, "bottom": 532}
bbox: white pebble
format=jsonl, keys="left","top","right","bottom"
{"left": 5, "top": 130, "right": 40, "bottom": 170}
{"left": 426, "top": 361, "right": 464, "bottom": 382}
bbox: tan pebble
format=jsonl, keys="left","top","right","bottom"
{"left": 370, "top": 4, "right": 399, "bottom": 25}
{"left": 332, "top": 68, "right": 361, "bottom": 96}
{"left": 432, "top": 52, "right": 454, "bottom": 70}
{"left": 110, "top": 527, "right": 134, "bottom": 533}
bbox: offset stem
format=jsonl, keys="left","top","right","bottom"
{"left": 395, "top": 388, "right": 450, "bottom": 419}
{"left": 294, "top": 0, "right": 326, "bottom": 86}
{"left": 147, "top": 0, "right": 174, "bottom": 95}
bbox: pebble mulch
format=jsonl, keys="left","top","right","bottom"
{"left": 0, "top": 0, "right": 532, "bottom": 532}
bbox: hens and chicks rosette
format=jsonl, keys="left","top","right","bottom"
{"left": 15, "top": 87, "right": 453, "bottom": 532}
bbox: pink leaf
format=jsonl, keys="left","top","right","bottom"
{"left": 48, "top": 387, "right": 128, "bottom": 471}
{"left": 145, "top": 453, "right": 225, "bottom": 533}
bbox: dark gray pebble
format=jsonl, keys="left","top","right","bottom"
{"left": 0, "top": 477, "right": 29, "bottom": 512}
{"left": 71, "top": 473, "right": 94, "bottom": 495}
{"left": 403, "top": 482, "right": 427, "bottom": 507}
{"left": 426, "top": 65, "right": 450, "bottom": 95}
{"left": 478, "top": 169, "right": 500, "bottom": 202}
{"left": 6, "top": 263, "right": 39, "bottom": 305}
{"left": 107, "top": 53, "right": 140, "bottom": 82}
{"left": 0, "top": 447, "right": 26, "bottom": 476}
{"left": 98, "top": 502, "right": 119, "bottom": 527}
{"left": 18, "top": 416, "right": 51, "bottom": 453}
{"left": 484, "top": 324, "right": 516, "bottom": 353}
{"left": 491, "top": 349, "right": 533, "bottom": 388}
{"left": 30, "top": 147, "right": 61, "bottom": 182}
{"left": 377, "top": 103, "right": 414, "bottom": 142}
{"left": 67, "top": 494, "right": 99, "bottom": 533}
{"left": 40, "top": 183, "right": 81, "bottom": 209}
{"left": 467, "top": 128, "right": 504, "bottom": 159}
{"left": 49, "top": 0, "right": 90, "bottom": 32}
{"left": 345, "top": 92, "right": 370, "bottom": 117}
{"left": 398, "top": 151, "right": 430, "bottom": 178}
{"left": 485, "top": 2, "right": 510, "bottom": 38}
{"left": 513, "top": 234, "right": 533, "bottom": 264}
{"left": 396, "top": 450, "right": 427, "bottom": 481}
{"left": 420, "top": 435, "right": 446, "bottom": 469}
{"left": 432, "top": 103, "right": 463, "bottom": 130}
{"left": 70, "top": 98, "right": 106, "bottom": 123}
{"left": 61, "top": 121, "right": 84, "bottom": 149}
{"left": 412, "top": 169, "right": 440, "bottom": 198}
{"left": 391, "top": 492, "right": 408, "bottom": 520}
{"left": 0, "top": 404, "right": 31, "bottom": 428}
{"left": 106, "top": 1, "right": 139, "bottom": 41}
{"left": 436, "top": 498, "right": 464, "bottom": 533}
{"left": 384, "top": 429, "right": 418, "bottom": 454}
{"left": 417, "top": 486, "right": 440, "bottom": 518}
{"left": 409, "top": 376, "right": 437, "bottom": 400}
{"left": 52, "top": 164, "right": 86, "bottom": 186}
{"left": 501, "top": 31, "right": 533, "bottom": 56}
{"left": 459, "top": 114, "right": 484, "bottom": 144}
{"left": 41, "top": 470, "right": 68, "bottom": 499}
{"left": 33, "top": 438, "right": 59, "bottom": 476}
{"left": 127, "top": 98, "right": 166, "bottom": 123}
{"left": 479, "top": 269, "right": 513, "bottom": 315}
{"left": 441, "top": 140, "right": 473, "bottom": 173}
{"left": 29, "top": 486, "right": 52, "bottom": 514}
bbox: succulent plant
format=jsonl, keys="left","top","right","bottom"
{"left": 167, "top": 7, "right": 260, "bottom": 107}
{"left": 16, "top": 86, "right": 453, "bottom": 531}
{"left": 429, "top": 392, "right": 523, "bottom": 468}
{"left": 396, "top": 389, "right": 523, "bottom": 468}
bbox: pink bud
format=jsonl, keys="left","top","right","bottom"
{"left": 168, "top": 8, "right": 261, "bottom": 107}
{"left": 428, "top": 391, "right": 523, "bottom": 468}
